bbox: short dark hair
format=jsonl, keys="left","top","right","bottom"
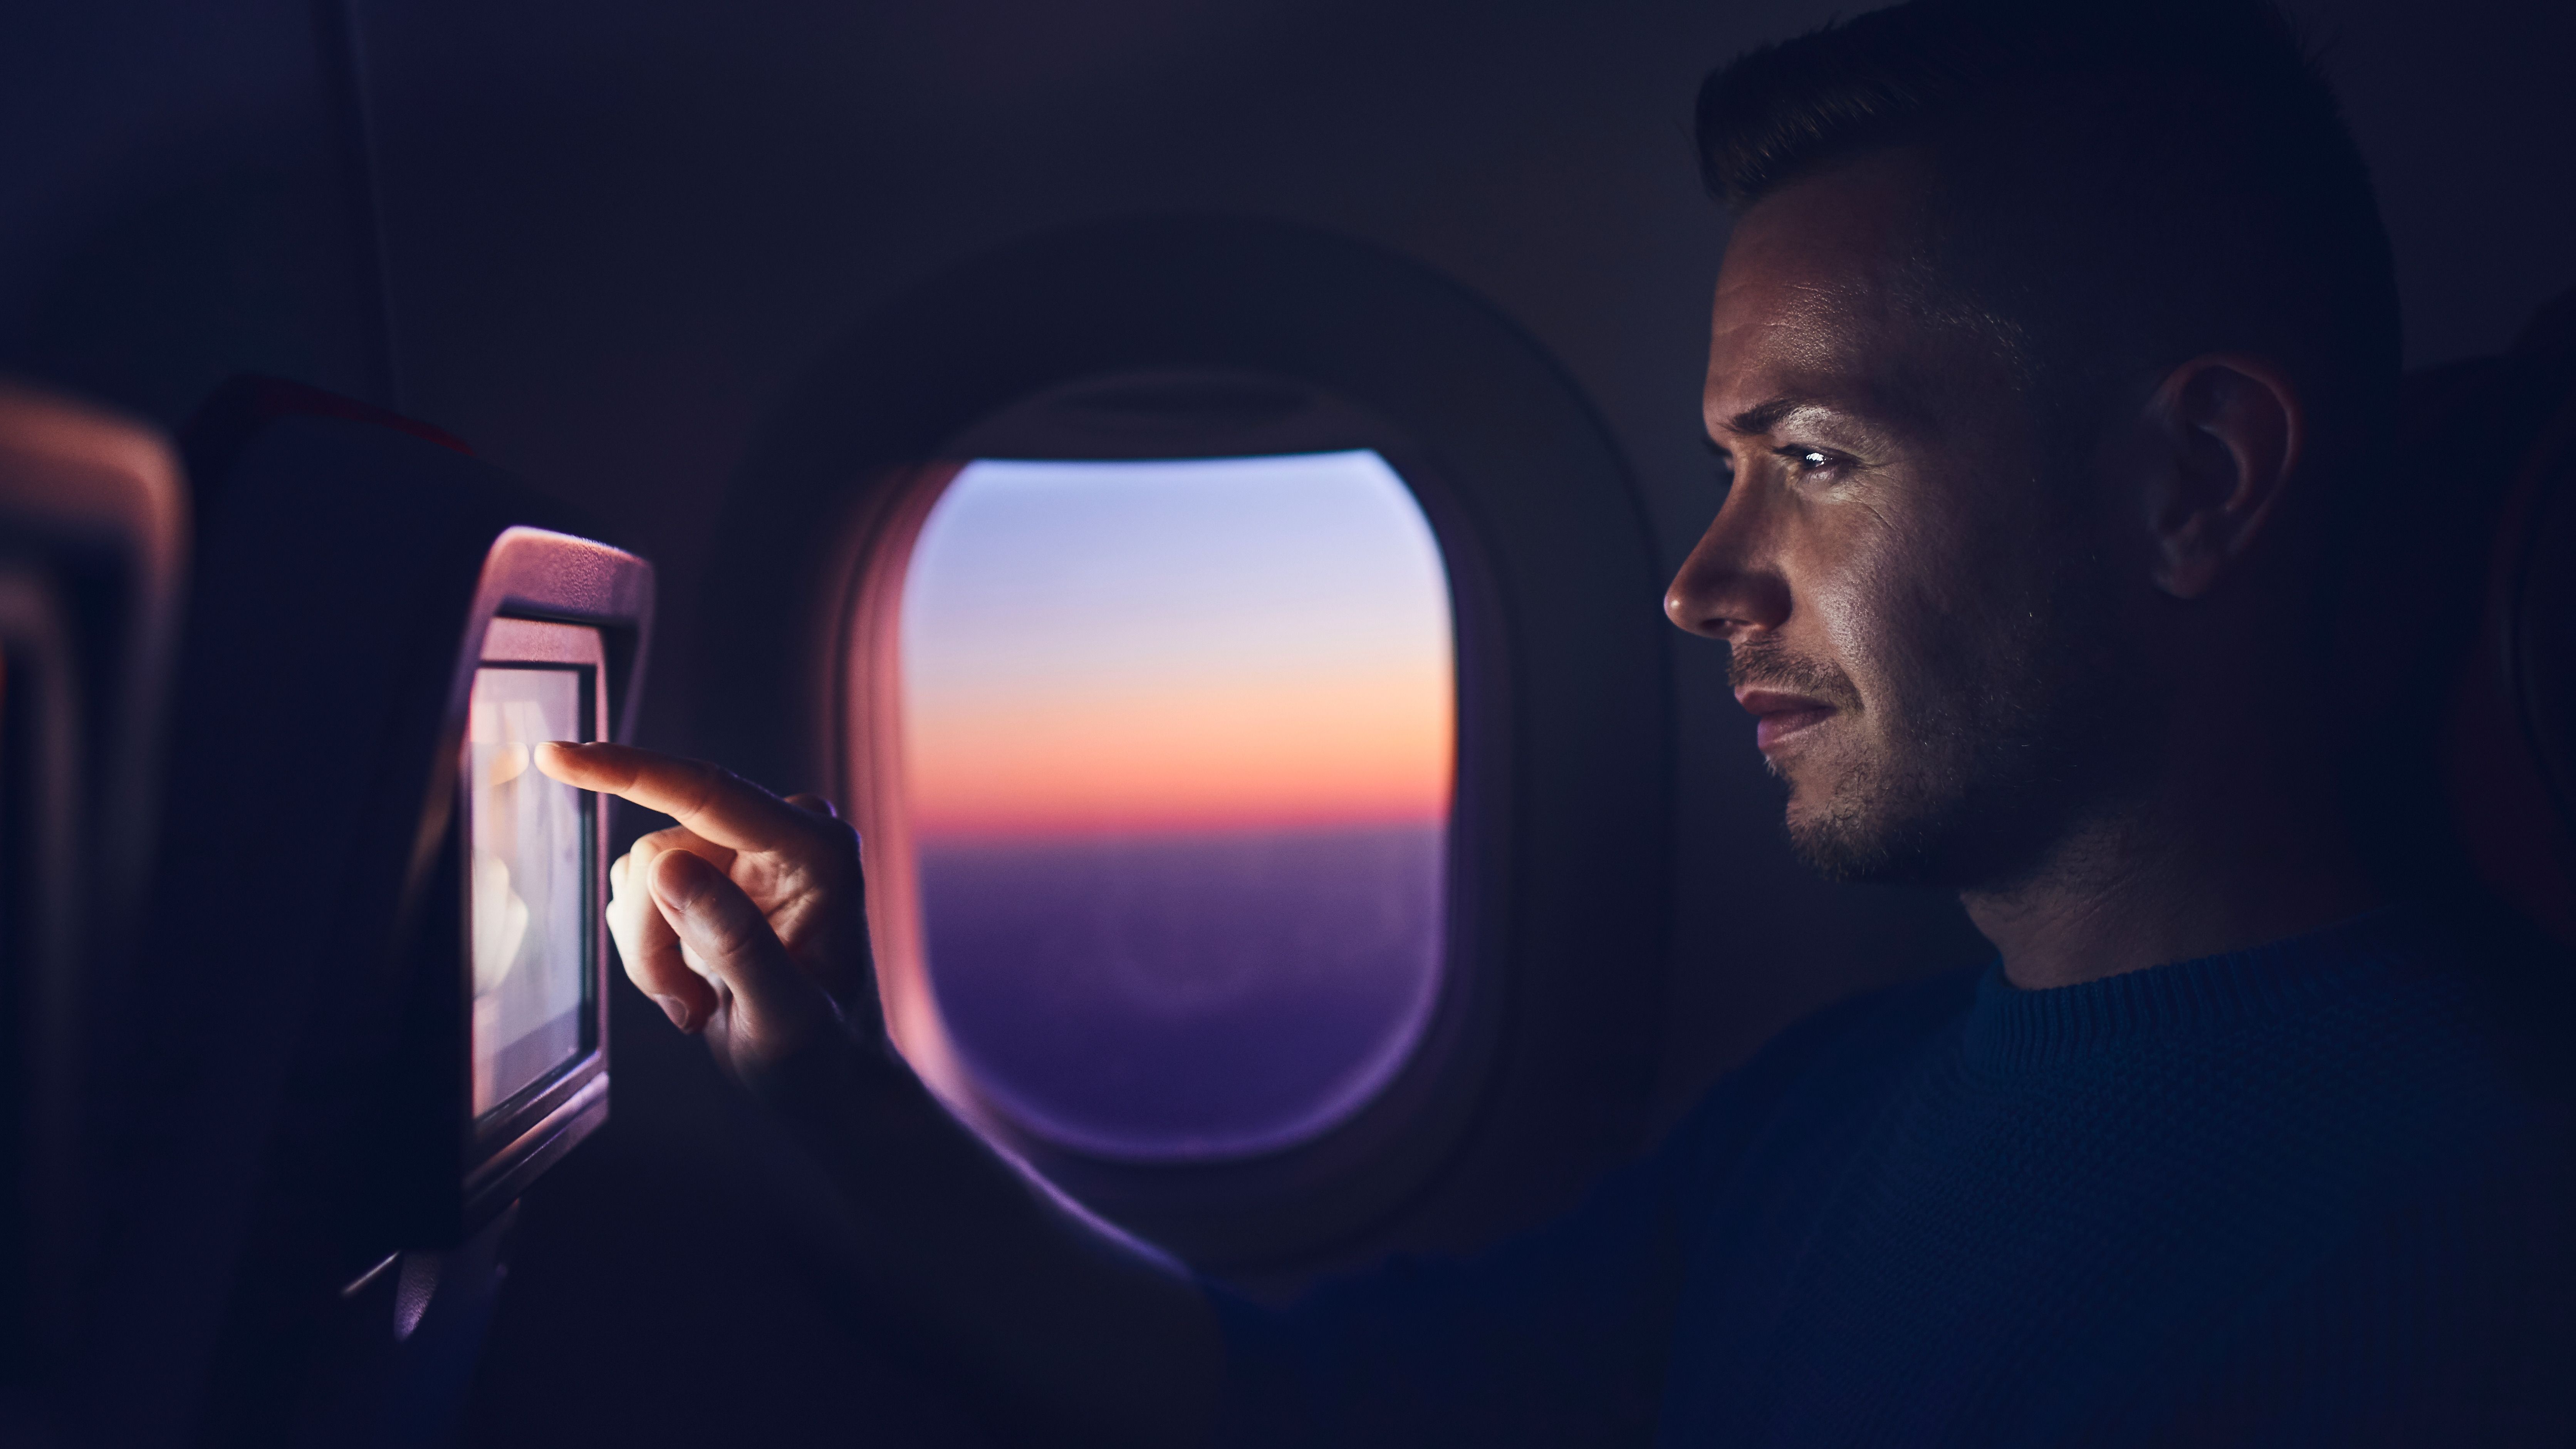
{"left": 1697, "top": 0, "right": 2401, "bottom": 537}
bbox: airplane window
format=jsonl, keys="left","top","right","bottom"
{"left": 893, "top": 450, "right": 1455, "bottom": 1161}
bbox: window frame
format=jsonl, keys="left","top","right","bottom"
{"left": 836, "top": 392, "right": 1510, "bottom": 1257}
{"left": 703, "top": 215, "right": 1672, "bottom": 1275}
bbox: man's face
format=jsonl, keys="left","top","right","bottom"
{"left": 1667, "top": 153, "right": 2143, "bottom": 888}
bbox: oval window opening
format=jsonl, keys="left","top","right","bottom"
{"left": 895, "top": 449, "right": 1456, "bottom": 1162}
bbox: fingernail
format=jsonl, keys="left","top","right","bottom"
{"left": 653, "top": 995, "right": 691, "bottom": 1030}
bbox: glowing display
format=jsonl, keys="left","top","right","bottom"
{"left": 465, "top": 665, "right": 591, "bottom": 1118}
{"left": 899, "top": 451, "right": 1456, "bottom": 1159}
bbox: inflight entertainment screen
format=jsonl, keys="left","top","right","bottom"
{"left": 465, "top": 664, "right": 593, "bottom": 1119}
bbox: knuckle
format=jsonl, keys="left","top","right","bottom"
{"left": 698, "top": 905, "right": 773, "bottom": 962}
{"left": 665, "top": 870, "right": 766, "bottom": 955}
{"left": 676, "top": 759, "right": 742, "bottom": 813}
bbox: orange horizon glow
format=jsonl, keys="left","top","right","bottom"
{"left": 905, "top": 667, "right": 1452, "bottom": 840}
{"left": 912, "top": 810, "right": 1449, "bottom": 845}
{"left": 897, "top": 452, "right": 1455, "bottom": 848}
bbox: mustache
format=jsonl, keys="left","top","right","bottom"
{"left": 1727, "top": 635, "right": 1858, "bottom": 708}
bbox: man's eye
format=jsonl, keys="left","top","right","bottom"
{"left": 1781, "top": 447, "right": 1844, "bottom": 477}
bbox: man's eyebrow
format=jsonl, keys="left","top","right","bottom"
{"left": 1715, "top": 396, "right": 1832, "bottom": 437}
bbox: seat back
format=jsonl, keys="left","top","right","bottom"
{"left": 0, "top": 384, "right": 186, "bottom": 1436}
{"left": 74, "top": 381, "right": 646, "bottom": 1449}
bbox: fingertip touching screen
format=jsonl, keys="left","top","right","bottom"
{"left": 466, "top": 620, "right": 602, "bottom": 1122}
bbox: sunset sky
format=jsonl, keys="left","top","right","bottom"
{"left": 899, "top": 451, "right": 1455, "bottom": 841}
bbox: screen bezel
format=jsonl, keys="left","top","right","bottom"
{"left": 457, "top": 616, "right": 609, "bottom": 1217}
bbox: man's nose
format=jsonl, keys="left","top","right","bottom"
{"left": 1665, "top": 495, "right": 1789, "bottom": 643}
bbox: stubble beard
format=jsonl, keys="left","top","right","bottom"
{"left": 1748, "top": 557, "right": 2152, "bottom": 892}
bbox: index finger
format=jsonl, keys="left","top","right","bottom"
{"left": 535, "top": 741, "right": 814, "bottom": 855}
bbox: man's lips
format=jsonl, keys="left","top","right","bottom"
{"left": 1735, "top": 688, "right": 1836, "bottom": 751}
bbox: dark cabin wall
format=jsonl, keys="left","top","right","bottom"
{"left": 2318, "top": 0, "right": 2576, "bottom": 371}
{"left": 0, "top": 1, "right": 385, "bottom": 427}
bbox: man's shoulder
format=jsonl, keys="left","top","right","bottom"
{"left": 1656, "top": 962, "right": 1984, "bottom": 1171}
{"left": 1746, "top": 962, "right": 1986, "bottom": 1089}
{"left": 2414, "top": 908, "right": 2576, "bottom": 1179}
{"left": 2361, "top": 902, "right": 2576, "bottom": 1137}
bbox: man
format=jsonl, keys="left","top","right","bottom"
{"left": 538, "top": 0, "right": 2576, "bottom": 1441}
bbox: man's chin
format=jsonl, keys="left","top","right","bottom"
{"left": 1786, "top": 817, "right": 1893, "bottom": 884}
{"left": 1782, "top": 789, "right": 1946, "bottom": 887}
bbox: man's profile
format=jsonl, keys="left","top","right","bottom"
{"left": 535, "top": 0, "right": 2576, "bottom": 1442}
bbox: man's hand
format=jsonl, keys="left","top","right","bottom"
{"left": 533, "top": 741, "right": 881, "bottom": 1076}
{"left": 540, "top": 741, "right": 1219, "bottom": 1446}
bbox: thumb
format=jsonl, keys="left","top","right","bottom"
{"left": 646, "top": 848, "right": 837, "bottom": 1067}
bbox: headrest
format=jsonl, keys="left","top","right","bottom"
{"left": 0, "top": 382, "right": 185, "bottom": 1405}
{"left": 0, "top": 381, "right": 189, "bottom": 908}
{"left": 2346, "top": 290, "right": 2576, "bottom": 948}
{"left": 2444, "top": 293, "right": 2576, "bottom": 946}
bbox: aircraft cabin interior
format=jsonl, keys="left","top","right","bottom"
{"left": 2, "top": 0, "right": 2573, "bottom": 1445}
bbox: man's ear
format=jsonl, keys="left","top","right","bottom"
{"left": 2137, "top": 354, "right": 2305, "bottom": 600}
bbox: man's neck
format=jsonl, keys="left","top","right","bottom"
{"left": 1963, "top": 770, "right": 2383, "bottom": 992}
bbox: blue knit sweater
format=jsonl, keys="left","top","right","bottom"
{"left": 1215, "top": 905, "right": 2576, "bottom": 1445}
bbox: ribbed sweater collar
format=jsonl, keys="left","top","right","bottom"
{"left": 1958, "top": 903, "right": 2440, "bottom": 1072}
